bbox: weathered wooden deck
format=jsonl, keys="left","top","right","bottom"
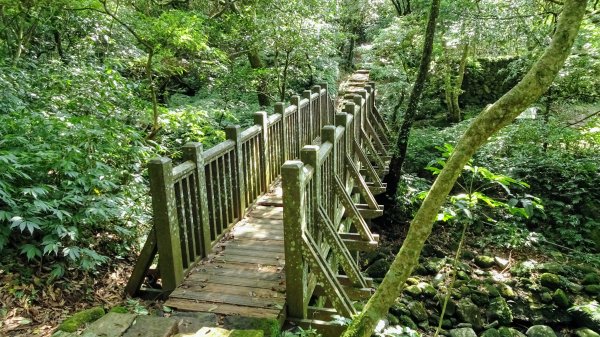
{"left": 164, "top": 182, "right": 287, "bottom": 322}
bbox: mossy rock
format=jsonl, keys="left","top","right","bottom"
{"left": 456, "top": 298, "right": 483, "bottom": 331}
{"left": 539, "top": 292, "right": 553, "bottom": 304}
{"left": 525, "top": 325, "right": 557, "bottom": 337}
{"left": 193, "top": 327, "right": 263, "bottom": 337}
{"left": 390, "top": 302, "right": 410, "bottom": 317}
{"left": 398, "top": 315, "right": 418, "bottom": 330}
{"left": 552, "top": 289, "right": 570, "bottom": 308}
{"left": 222, "top": 316, "right": 279, "bottom": 337}
{"left": 498, "top": 327, "right": 526, "bottom": 337}
{"left": 365, "top": 259, "right": 390, "bottom": 278}
{"left": 457, "top": 270, "right": 470, "bottom": 280}
{"left": 487, "top": 297, "right": 513, "bottom": 325}
{"left": 462, "top": 250, "right": 476, "bottom": 261}
{"left": 408, "top": 301, "right": 428, "bottom": 322}
{"left": 471, "top": 290, "right": 490, "bottom": 306}
{"left": 485, "top": 284, "right": 500, "bottom": 298}
{"left": 582, "top": 273, "right": 600, "bottom": 285}
{"left": 481, "top": 328, "right": 502, "bottom": 337}
{"left": 539, "top": 273, "right": 562, "bottom": 289}
{"left": 58, "top": 307, "right": 105, "bottom": 332}
{"left": 109, "top": 306, "right": 129, "bottom": 314}
{"left": 406, "top": 277, "right": 420, "bottom": 285}
{"left": 404, "top": 285, "right": 422, "bottom": 297}
{"left": 449, "top": 327, "right": 477, "bottom": 337}
{"left": 537, "top": 263, "right": 567, "bottom": 275}
{"left": 418, "top": 282, "right": 437, "bottom": 297}
{"left": 475, "top": 255, "right": 495, "bottom": 269}
{"left": 498, "top": 283, "right": 516, "bottom": 299}
{"left": 584, "top": 284, "right": 600, "bottom": 295}
{"left": 387, "top": 313, "right": 400, "bottom": 325}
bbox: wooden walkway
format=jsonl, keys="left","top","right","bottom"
{"left": 164, "top": 181, "right": 287, "bottom": 322}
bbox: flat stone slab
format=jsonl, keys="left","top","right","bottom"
{"left": 80, "top": 313, "right": 137, "bottom": 337}
{"left": 172, "top": 312, "right": 218, "bottom": 334}
{"left": 122, "top": 316, "right": 178, "bottom": 337}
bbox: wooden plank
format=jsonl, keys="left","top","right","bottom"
{"left": 81, "top": 313, "right": 137, "bottom": 337}
{"left": 214, "top": 253, "right": 284, "bottom": 266}
{"left": 165, "top": 299, "right": 281, "bottom": 319}
{"left": 169, "top": 290, "right": 284, "bottom": 309}
{"left": 186, "top": 273, "right": 285, "bottom": 290}
{"left": 231, "top": 229, "right": 284, "bottom": 241}
{"left": 337, "top": 274, "right": 374, "bottom": 287}
{"left": 175, "top": 282, "right": 284, "bottom": 299}
{"left": 222, "top": 246, "right": 285, "bottom": 259}
{"left": 221, "top": 239, "right": 284, "bottom": 251}
{"left": 247, "top": 206, "right": 284, "bottom": 220}
{"left": 314, "top": 284, "right": 373, "bottom": 301}
{"left": 124, "top": 229, "right": 157, "bottom": 297}
{"left": 342, "top": 238, "right": 378, "bottom": 252}
{"left": 190, "top": 264, "right": 283, "bottom": 280}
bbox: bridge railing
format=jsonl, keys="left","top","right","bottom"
{"left": 281, "top": 71, "right": 393, "bottom": 332}
{"left": 126, "top": 84, "right": 333, "bottom": 295}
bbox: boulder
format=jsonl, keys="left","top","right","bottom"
{"left": 498, "top": 283, "right": 517, "bottom": 299}
{"left": 481, "top": 328, "right": 501, "bottom": 337}
{"left": 498, "top": 327, "right": 526, "bottom": 337}
{"left": 487, "top": 297, "right": 513, "bottom": 325}
{"left": 365, "top": 259, "right": 390, "bottom": 278}
{"left": 582, "top": 273, "right": 600, "bottom": 285}
{"left": 398, "top": 315, "right": 418, "bottom": 330}
{"left": 539, "top": 273, "right": 561, "bottom": 289}
{"left": 456, "top": 298, "right": 483, "bottom": 331}
{"left": 404, "top": 285, "right": 422, "bottom": 297}
{"left": 408, "top": 301, "right": 428, "bottom": 322}
{"left": 475, "top": 255, "right": 496, "bottom": 269}
{"left": 419, "top": 282, "right": 437, "bottom": 297}
{"left": 551, "top": 289, "right": 569, "bottom": 308}
{"left": 449, "top": 328, "right": 477, "bottom": 337}
{"left": 584, "top": 285, "right": 600, "bottom": 295}
{"left": 525, "top": 325, "right": 557, "bottom": 337}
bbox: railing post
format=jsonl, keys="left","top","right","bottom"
{"left": 282, "top": 160, "right": 308, "bottom": 318}
{"left": 344, "top": 102, "right": 357, "bottom": 157}
{"left": 291, "top": 95, "right": 302, "bottom": 156}
{"left": 254, "top": 111, "right": 269, "bottom": 191}
{"left": 148, "top": 157, "right": 183, "bottom": 291}
{"left": 311, "top": 85, "right": 321, "bottom": 132}
{"left": 319, "top": 83, "right": 329, "bottom": 125}
{"left": 353, "top": 94, "right": 364, "bottom": 131}
{"left": 182, "top": 143, "right": 212, "bottom": 258}
{"left": 302, "top": 90, "right": 313, "bottom": 142}
{"left": 275, "top": 102, "right": 288, "bottom": 162}
{"left": 301, "top": 145, "right": 320, "bottom": 228}
{"left": 225, "top": 125, "right": 246, "bottom": 218}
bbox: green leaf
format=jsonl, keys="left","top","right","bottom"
{"left": 20, "top": 244, "right": 42, "bottom": 261}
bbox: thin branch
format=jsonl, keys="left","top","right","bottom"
{"left": 564, "top": 110, "right": 600, "bottom": 127}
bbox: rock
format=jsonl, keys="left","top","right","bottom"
{"left": 495, "top": 257, "right": 509, "bottom": 269}
{"left": 498, "top": 327, "right": 526, "bottom": 337}
{"left": 172, "top": 312, "right": 217, "bottom": 333}
{"left": 475, "top": 255, "right": 496, "bottom": 269}
{"left": 538, "top": 263, "right": 567, "bottom": 275}
{"left": 575, "top": 328, "right": 600, "bottom": 337}
{"left": 58, "top": 307, "right": 105, "bottom": 333}
{"left": 187, "top": 327, "right": 263, "bottom": 337}
{"left": 425, "top": 258, "right": 446, "bottom": 274}
{"left": 408, "top": 301, "right": 428, "bottom": 322}
{"left": 457, "top": 298, "right": 484, "bottom": 331}
{"left": 457, "top": 270, "right": 470, "bottom": 280}
{"left": 419, "top": 282, "right": 437, "bottom": 297}
{"left": 471, "top": 290, "right": 490, "bottom": 306}
{"left": 390, "top": 302, "right": 410, "bottom": 317}
{"left": 481, "top": 328, "right": 501, "bottom": 337}
{"left": 449, "top": 328, "right": 477, "bottom": 337}
{"left": 584, "top": 284, "right": 600, "bottom": 295}
{"left": 485, "top": 284, "right": 501, "bottom": 298}
{"left": 433, "top": 273, "right": 446, "bottom": 287}
{"left": 582, "top": 273, "right": 600, "bottom": 285}
{"left": 552, "top": 289, "right": 569, "bottom": 308}
{"left": 387, "top": 314, "right": 400, "bottom": 325}
{"left": 462, "top": 250, "right": 476, "bottom": 261}
{"left": 539, "top": 292, "right": 553, "bottom": 304}
{"left": 398, "top": 315, "right": 418, "bottom": 330}
{"left": 439, "top": 298, "right": 457, "bottom": 317}
{"left": 405, "top": 285, "right": 422, "bottom": 297}
{"left": 487, "top": 296, "right": 513, "bottom": 325}
{"left": 442, "top": 319, "right": 452, "bottom": 329}
{"left": 365, "top": 259, "right": 390, "bottom": 278}
{"left": 539, "top": 273, "right": 562, "bottom": 289}
{"left": 525, "top": 325, "right": 557, "bottom": 337}
{"left": 498, "top": 283, "right": 516, "bottom": 299}
{"left": 123, "top": 316, "right": 178, "bottom": 337}
{"left": 222, "top": 317, "right": 279, "bottom": 337}
{"left": 406, "top": 277, "right": 420, "bottom": 285}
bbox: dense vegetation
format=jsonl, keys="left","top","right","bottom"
{"left": 1, "top": 0, "right": 599, "bottom": 336}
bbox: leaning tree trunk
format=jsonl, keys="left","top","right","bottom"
{"left": 341, "top": 1, "right": 586, "bottom": 336}
{"left": 248, "top": 50, "right": 270, "bottom": 107}
{"left": 386, "top": 0, "right": 441, "bottom": 198}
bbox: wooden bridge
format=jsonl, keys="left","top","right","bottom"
{"left": 124, "top": 70, "right": 391, "bottom": 336}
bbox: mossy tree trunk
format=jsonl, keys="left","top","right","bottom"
{"left": 444, "top": 41, "right": 469, "bottom": 123}
{"left": 386, "top": 0, "right": 441, "bottom": 198}
{"left": 248, "top": 50, "right": 271, "bottom": 107}
{"left": 342, "top": 1, "right": 587, "bottom": 336}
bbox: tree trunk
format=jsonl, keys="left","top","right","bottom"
{"left": 341, "top": 1, "right": 586, "bottom": 336}
{"left": 386, "top": 0, "right": 441, "bottom": 198}
{"left": 248, "top": 50, "right": 270, "bottom": 107}
{"left": 446, "top": 42, "right": 469, "bottom": 123}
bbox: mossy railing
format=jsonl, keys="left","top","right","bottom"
{"left": 125, "top": 83, "right": 334, "bottom": 296}
{"left": 282, "top": 72, "right": 392, "bottom": 333}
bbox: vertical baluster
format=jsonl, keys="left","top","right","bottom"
{"left": 182, "top": 178, "right": 195, "bottom": 266}
{"left": 255, "top": 111, "right": 269, "bottom": 191}
{"left": 148, "top": 158, "right": 183, "bottom": 291}
{"left": 173, "top": 181, "right": 189, "bottom": 268}
{"left": 213, "top": 159, "right": 223, "bottom": 234}
{"left": 205, "top": 163, "right": 216, "bottom": 241}
{"left": 322, "top": 125, "right": 337, "bottom": 223}
{"left": 302, "top": 90, "right": 312, "bottom": 144}
{"left": 291, "top": 95, "right": 301, "bottom": 157}
{"left": 226, "top": 125, "right": 246, "bottom": 219}
{"left": 301, "top": 145, "right": 319, "bottom": 237}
